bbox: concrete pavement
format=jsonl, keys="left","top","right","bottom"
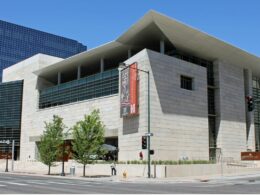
{"left": 1, "top": 172, "right": 260, "bottom": 193}
{"left": 3, "top": 169, "right": 260, "bottom": 184}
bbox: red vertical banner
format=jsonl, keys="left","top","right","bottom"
{"left": 129, "top": 63, "right": 138, "bottom": 115}
{"left": 120, "top": 62, "right": 139, "bottom": 117}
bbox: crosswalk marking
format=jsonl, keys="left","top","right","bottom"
{"left": 0, "top": 178, "right": 111, "bottom": 188}
{"left": 8, "top": 182, "right": 28, "bottom": 186}
{"left": 185, "top": 180, "right": 260, "bottom": 188}
{"left": 0, "top": 179, "right": 102, "bottom": 187}
{"left": 75, "top": 181, "right": 103, "bottom": 185}
{"left": 45, "top": 181, "right": 69, "bottom": 185}
{"left": 0, "top": 181, "right": 28, "bottom": 186}
{"left": 45, "top": 181, "right": 96, "bottom": 186}
{"left": 26, "top": 181, "right": 47, "bottom": 185}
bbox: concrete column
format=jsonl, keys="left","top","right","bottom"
{"left": 100, "top": 58, "right": 104, "bottom": 73}
{"left": 160, "top": 40, "right": 165, "bottom": 54}
{"left": 57, "top": 72, "right": 61, "bottom": 85}
{"left": 128, "top": 49, "right": 132, "bottom": 58}
{"left": 77, "top": 65, "right": 81, "bottom": 80}
{"left": 244, "top": 69, "right": 255, "bottom": 151}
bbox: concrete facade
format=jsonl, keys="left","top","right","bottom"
{"left": 3, "top": 48, "right": 249, "bottom": 162}
{"left": 2, "top": 10, "right": 260, "bottom": 162}
{"left": 3, "top": 54, "right": 119, "bottom": 161}
{"left": 214, "top": 61, "right": 248, "bottom": 160}
{"left": 119, "top": 49, "right": 208, "bottom": 161}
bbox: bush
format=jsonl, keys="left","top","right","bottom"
{"left": 142, "top": 160, "right": 147, "bottom": 164}
{"left": 95, "top": 159, "right": 215, "bottom": 165}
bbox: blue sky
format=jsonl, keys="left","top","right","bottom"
{"left": 0, "top": 0, "right": 259, "bottom": 56}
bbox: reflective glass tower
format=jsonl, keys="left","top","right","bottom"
{"left": 0, "top": 20, "right": 87, "bottom": 81}
{"left": 0, "top": 80, "right": 23, "bottom": 159}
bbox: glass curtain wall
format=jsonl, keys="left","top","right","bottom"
{"left": 39, "top": 69, "right": 118, "bottom": 109}
{"left": 253, "top": 77, "right": 260, "bottom": 151}
{"left": 0, "top": 20, "right": 86, "bottom": 82}
{"left": 0, "top": 80, "right": 23, "bottom": 159}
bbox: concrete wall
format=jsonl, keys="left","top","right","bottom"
{"left": 214, "top": 61, "right": 247, "bottom": 160}
{"left": 2, "top": 51, "right": 251, "bottom": 162}
{"left": 165, "top": 163, "right": 260, "bottom": 178}
{"left": 1, "top": 160, "right": 260, "bottom": 178}
{"left": 119, "top": 49, "right": 209, "bottom": 161}
{"left": 3, "top": 54, "right": 119, "bottom": 161}
{"left": 118, "top": 50, "right": 151, "bottom": 160}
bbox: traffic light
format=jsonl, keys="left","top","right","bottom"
{"left": 142, "top": 136, "right": 147, "bottom": 149}
{"left": 246, "top": 96, "right": 254, "bottom": 112}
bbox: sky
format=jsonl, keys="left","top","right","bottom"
{"left": 0, "top": 0, "right": 259, "bottom": 56}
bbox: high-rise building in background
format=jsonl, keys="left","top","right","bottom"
{"left": 0, "top": 20, "right": 87, "bottom": 81}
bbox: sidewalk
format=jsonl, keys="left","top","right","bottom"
{"left": 2, "top": 169, "right": 260, "bottom": 184}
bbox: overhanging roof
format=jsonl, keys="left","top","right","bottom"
{"left": 117, "top": 10, "right": 260, "bottom": 74}
{"left": 34, "top": 10, "right": 260, "bottom": 77}
{"left": 34, "top": 41, "right": 129, "bottom": 78}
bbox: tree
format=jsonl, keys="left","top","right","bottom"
{"left": 38, "top": 115, "right": 66, "bottom": 175}
{"left": 72, "top": 109, "right": 105, "bottom": 177}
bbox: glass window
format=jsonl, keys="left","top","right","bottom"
{"left": 180, "top": 75, "right": 193, "bottom": 90}
{"left": 39, "top": 69, "right": 119, "bottom": 109}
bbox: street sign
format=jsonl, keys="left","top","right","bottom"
{"left": 145, "top": 133, "right": 153, "bottom": 137}
{"left": 0, "top": 140, "right": 10, "bottom": 144}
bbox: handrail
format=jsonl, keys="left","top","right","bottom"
{"left": 40, "top": 69, "right": 118, "bottom": 95}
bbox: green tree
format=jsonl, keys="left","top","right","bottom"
{"left": 72, "top": 109, "right": 105, "bottom": 177}
{"left": 38, "top": 115, "right": 66, "bottom": 175}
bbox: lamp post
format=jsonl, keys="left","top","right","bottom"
{"left": 5, "top": 140, "right": 10, "bottom": 172}
{"left": 118, "top": 62, "right": 151, "bottom": 178}
{"left": 61, "top": 140, "right": 65, "bottom": 176}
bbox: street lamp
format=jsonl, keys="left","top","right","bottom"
{"left": 118, "top": 62, "right": 151, "bottom": 178}
{"left": 61, "top": 140, "right": 65, "bottom": 176}
{"left": 5, "top": 140, "right": 10, "bottom": 172}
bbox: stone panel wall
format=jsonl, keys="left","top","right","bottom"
{"left": 3, "top": 54, "right": 119, "bottom": 161}
{"left": 214, "top": 61, "right": 247, "bottom": 160}
{"left": 119, "top": 49, "right": 209, "bottom": 161}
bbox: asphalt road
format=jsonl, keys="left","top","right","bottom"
{"left": 1, "top": 173, "right": 260, "bottom": 194}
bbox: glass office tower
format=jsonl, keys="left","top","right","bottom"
{"left": 0, "top": 20, "right": 86, "bottom": 81}
{"left": 0, "top": 80, "right": 23, "bottom": 159}
{"left": 0, "top": 20, "right": 86, "bottom": 159}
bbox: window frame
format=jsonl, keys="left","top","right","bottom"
{"left": 180, "top": 75, "right": 193, "bottom": 91}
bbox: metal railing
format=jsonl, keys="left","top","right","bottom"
{"left": 39, "top": 69, "right": 119, "bottom": 109}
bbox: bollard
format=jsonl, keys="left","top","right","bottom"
{"left": 70, "top": 166, "right": 75, "bottom": 176}
{"left": 123, "top": 171, "right": 127, "bottom": 178}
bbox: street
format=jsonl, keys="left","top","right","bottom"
{"left": 0, "top": 173, "right": 260, "bottom": 193}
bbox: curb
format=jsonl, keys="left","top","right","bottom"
{"left": 0, "top": 171, "right": 114, "bottom": 182}
{"left": 2, "top": 170, "right": 260, "bottom": 184}
{"left": 0, "top": 171, "right": 198, "bottom": 183}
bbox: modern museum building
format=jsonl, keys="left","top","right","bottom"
{"left": 1, "top": 11, "right": 260, "bottom": 162}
